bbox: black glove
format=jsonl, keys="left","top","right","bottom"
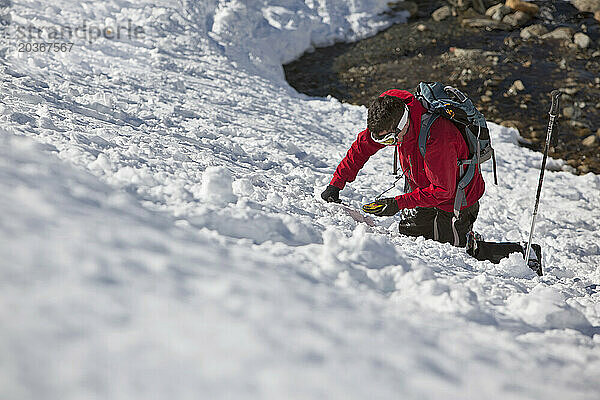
{"left": 362, "top": 198, "right": 400, "bottom": 216}
{"left": 321, "top": 185, "right": 341, "bottom": 203}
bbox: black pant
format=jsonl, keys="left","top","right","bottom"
{"left": 398, "top": 202, "right": 479, "bottom": 247}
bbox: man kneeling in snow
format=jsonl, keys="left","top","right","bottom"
{"left": 321, "top": 89, "right": 484, "bottom": 248}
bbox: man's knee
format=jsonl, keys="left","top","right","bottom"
{"left": 398, "top": 207, "right": 435, "bottom": 239}
{"left": 434, "top": 202, "right": 480, "bottom": 247}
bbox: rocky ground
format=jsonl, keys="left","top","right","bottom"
{"left": 284, "top": 0, "right": 600, "bottom": 174}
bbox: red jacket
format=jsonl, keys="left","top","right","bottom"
{"left": 330, "top": 89, "right": 485, "bottom": 213}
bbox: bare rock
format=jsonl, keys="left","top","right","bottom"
{"left": 582, "top": 135, "right": 597, "bottom": 146}
{"left": 563, "top": 106, "right": 575, "bottom": 119}
{"left": 520, "top": 24, "right": 548, "bottom": 40}
{"left": 513, "top": 80, "right": 525, "bottom": 91}
{"left": 451, "top": 47, "right": 483, "bottom": 58}
{"left": 574, "top": 32, "right": 591, "bottom": 49}
{"left": 541, "top": 27, "right": 575, "bottom": 41}
{"left": 572, "top": 124, "right": 591, "bottom": 135}
{"left": 505, "top": 0, "right": 539, "bottom": 16}
{"left": 571, "top": 0, "right": 600, "bottom": 13}
{"left": 432, "top": 5, "right": 452, "bottom": 21}
{"left": 503, "top": 11, "right": 531, "bottom": 27}
{"left": 461, "top": 18, "right": 512, "bottom": 30}
{"left": 486, "top": 3, "right": 504, "bottom": 16}
{"left": 487, "top": 3, "right": 512, "bottom": 21}
{"left": 560, "top": 87, "right": 579, "bottom": 95}
{"left": 578, "top": 164, "right": 590, "bottom": 174}
{"left": 506, "top": 79, "right": 525, "bottom": 95}
{"left": 504, "top": 35, "right": 518, "bottom": 48}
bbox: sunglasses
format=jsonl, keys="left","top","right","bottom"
{"left": 371, "top": 104, "right": 409, "bottom": 146}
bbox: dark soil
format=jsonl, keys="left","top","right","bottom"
{"left": 284, "top": 0, "right": 600, "bottom": 174}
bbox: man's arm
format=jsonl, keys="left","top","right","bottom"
{"left": 330, "top": 129, "right": 384, "bottom": 189}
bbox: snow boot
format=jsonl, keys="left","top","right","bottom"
{"left": 466, "top": 232, "right": 543, "bottom": 276}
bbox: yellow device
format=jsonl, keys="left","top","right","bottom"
{"left": 362, "top": 201, "right": 385, "bottom": 214}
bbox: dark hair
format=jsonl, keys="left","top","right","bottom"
{"left": 367, "top": 95, "right": 406, "bottom": 134}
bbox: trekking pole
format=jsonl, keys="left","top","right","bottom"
{"left": 524, "top": 90, "right": 561, "bottom": 269}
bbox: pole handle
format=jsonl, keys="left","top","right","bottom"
{"left": 549, "top": 90, "right": 561, "bottom": 117}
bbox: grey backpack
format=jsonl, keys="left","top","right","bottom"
{"left": 414, "top": 81, "right": 498, "bottom": 216}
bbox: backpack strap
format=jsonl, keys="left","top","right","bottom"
{"left": 393, "top": 145, "right": 398, "bottom": 176}
{"left": 455, "top": 159, "right": 477, "bottom": 216}
{"left": 420, "top": 111, "right": 475, "bottom": 217}
{"left": 491, "top": 149, "right": 498, "bottom": 185}
{"left": 418, "top": 112, "right": 440, "bottom": 157}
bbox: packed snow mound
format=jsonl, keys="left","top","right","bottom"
{"left": 1, "top": 1, "right": 599, "bottom": 399}
{"left": 200, "top": 166, "right": 237, "bottom": 204}
{"left": 507, "top": 284, "right": 592, "bottom": 331}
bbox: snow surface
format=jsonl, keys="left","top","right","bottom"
{"left": 0, "top": 1, "right": 599, "bottom": 399}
